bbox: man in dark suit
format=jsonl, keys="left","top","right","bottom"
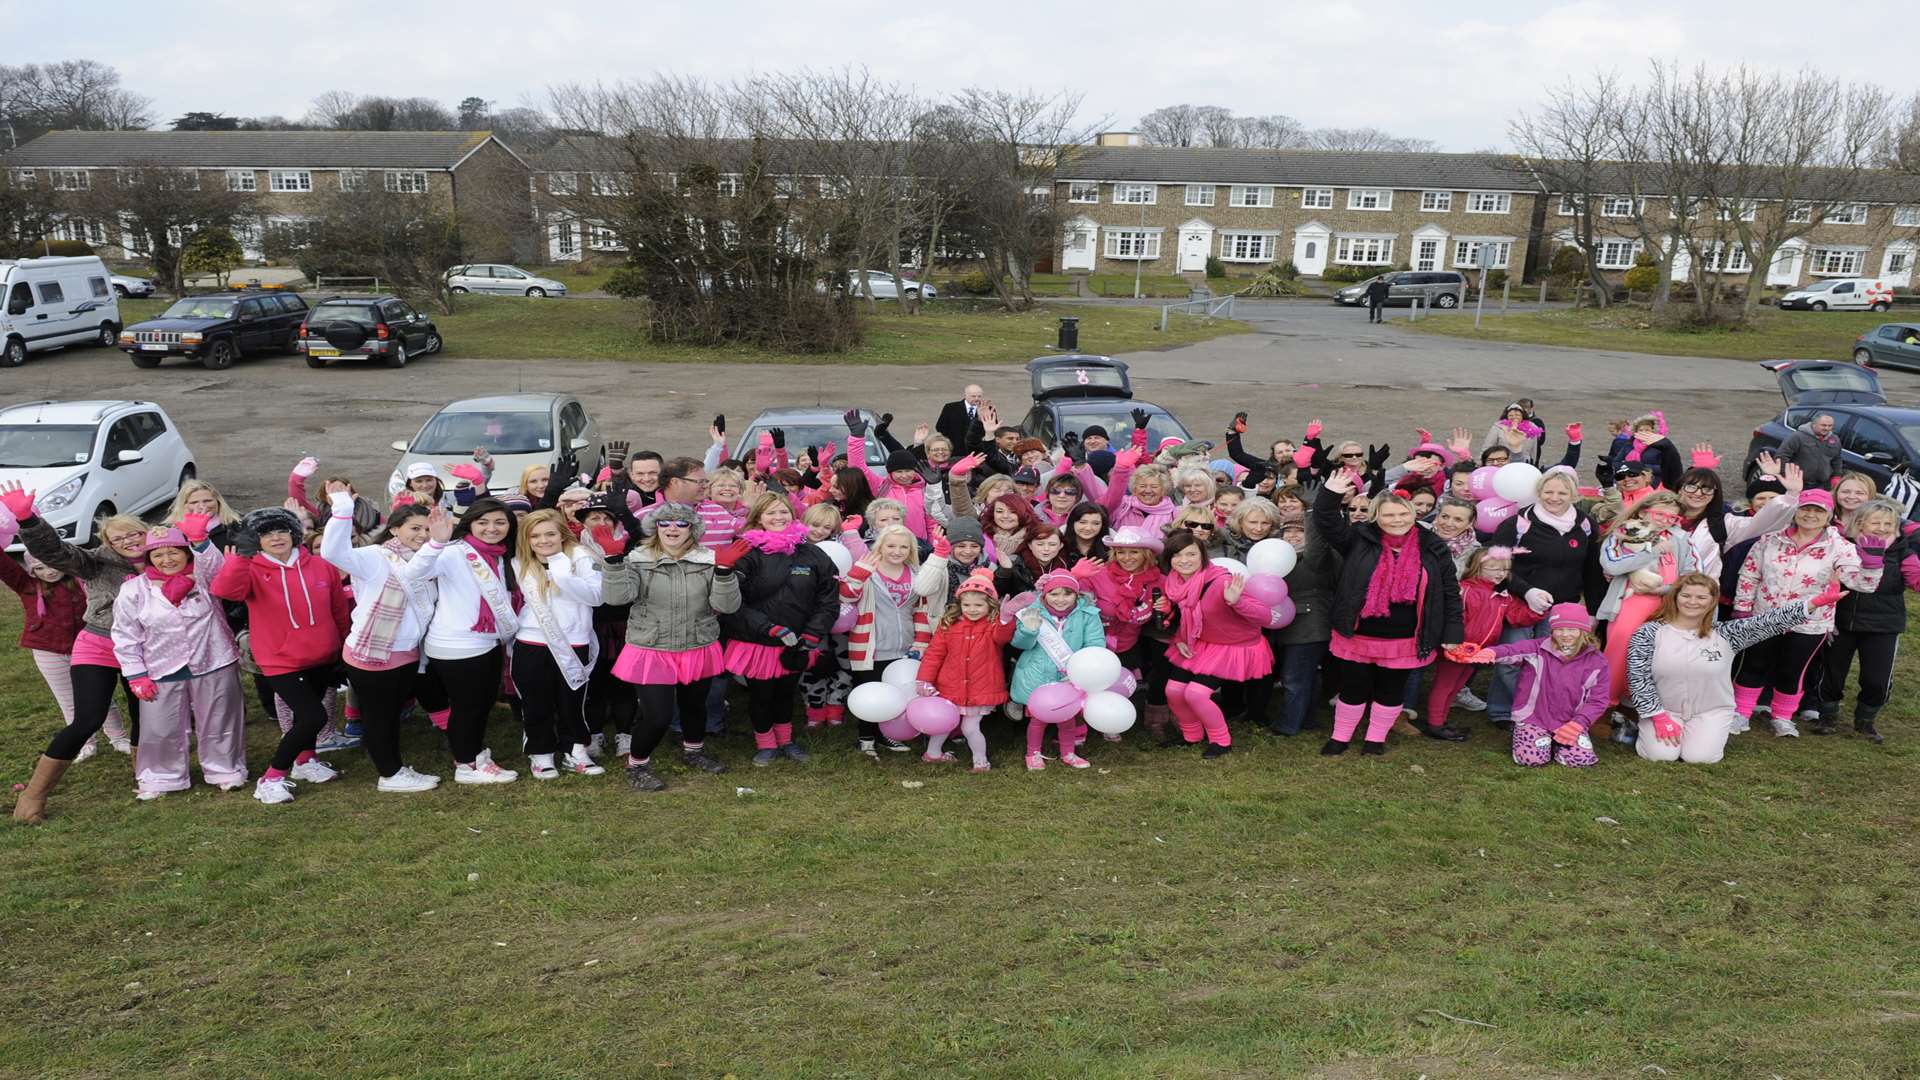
{"left": 935, "top": 384, "right": 986, "bottom": 450}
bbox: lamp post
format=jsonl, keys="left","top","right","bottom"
{"left": 1133, "top": 199, "right": 1147, "bottom": 300}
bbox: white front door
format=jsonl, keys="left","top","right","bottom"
{"left": 1415, "top": 239, "right": 1440, "bottom": 272}
{"left": 1062, "top": 224, "right": 1095, "bottom": 271}
{"left": 1294, "top": 231, "right": 1328, "bottom": 276}
{"left": 1178, "top": 228, "right": 1211, "bottom": 272}
{"left": 1767, "top": 243, "right": 1803, "bottom": 286}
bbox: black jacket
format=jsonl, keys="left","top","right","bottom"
{"left": 935, "top": 400, "right": 980, "bottom": 452}
{"left": 1835, "top": 533, "right": 1911, "bottom": 635}
{"left": 1492, "top": 505, "right": 1597, "bottom": 605}
{"left": 719, "top": 541, "right": 841, "bottom": 646}
{"left": 1312, "top": 486, "right": 1464, "bottom": 657}
{"left": 1363, "top": 279, "right": 1391, "bottom": 304}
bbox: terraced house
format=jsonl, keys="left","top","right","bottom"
{"left": 6, "top": 130, "right": 531, "bottom": 262}
{"left": 1053, "top": 144, "right": 1542, "bottom": 281}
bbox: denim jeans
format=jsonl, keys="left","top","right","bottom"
{"left": 1487, "top": 621, "right": 1553, "bottom": 721}
{"left": 1270, "top": 640, "right": 1329, "bottom": 735}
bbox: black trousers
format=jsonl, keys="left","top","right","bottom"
{"left": 1115, "top": 639, "right": 1171, "bottom": 706}
{"left": 516, "top": 642, "right": 591, "bottom": 755}
{"left": 1734, "top": 631, "right": 1825, "bottom": 695}
{"left": 631, "top": 677, "right": 713, "bottom": 762}
{"left": 262, "top": 666, "right": 337, "bottom": 772}
{"left": 1367, "top": 299, "right": 1385, "bottom": 322}
{"left": 1823, "top": 629, "right": 1898, "bottom": 714}
{"left": 429, "top": 648, "right": 504, "bottom": 764}
{"left": 46, "top": 664, "right": 141, "bottom": 761}
{"left": 747, "top": 673, "right": 802, "bottom": 734}
{"left": 344, "top": 662, "right": 418, "bottom": 777}
{"left": 1336, "top": 658, "right": 1409, "bottom": 708}
{"left": 851, "top": 666, "right": 889, "bottom": 742}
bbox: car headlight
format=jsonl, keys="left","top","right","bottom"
{"left": 181, "top": 331, "right": 203, "bottom": 343}
{"left": 118, "top": 332, "right": 135, "bottom": 343}
{"left": 39, "top": 474, "right": 86, "bottom": 511}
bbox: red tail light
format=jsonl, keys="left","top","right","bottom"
{"left": 375, "top": 323, "right": 391, "bottom": 340}
{"left": 297, "top": 322, "right": 308, "bottom": 337}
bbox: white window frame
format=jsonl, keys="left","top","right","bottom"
{"left": 1217, "top": 232, "right": 1278, "bottom": 263}
{"left": 1347, "top": 189, "right": 1391, "bottom": 211}
{"left": 1301, "top": 188, "right": 1333, "bottom": 210}
{"left": 1067, "top": 181, "right": 1100, "bottom": 204}
{"left": 338, "top": 169, "right": 366, "bottom": 192}
{"left": 263, "top": 216, "right": 316, "bottom": 248}
{"left": 268, "top": 169, "right": 312, "bottom": 193}
{"left": 1229, "top": 184, "right": 1274, "bottom": 208}
{"left": 1717, "top": 200, "right": 1757, "bottom": 222}
{"left": 1593, "top": 238, "right": 1644, "bottom": 269}
{"left": 10, "top": 168, "right": 32, "bottom": 187}
{"left": 51, "top": 218, "right": 110, "bottom": 246}
{"left": 225, "top": 169, "right": 256, "bottom": 192}
{"left": 1896, "top": 206, "right": 1920, "bottom": 228}
{"left": 385, "top": 171, "right": 429, "bottom": 194}
{"left": 1787, "top": 204, "right": 1813, "bottom": 224}
{"left": 1113, "top": 183, "right": 1157, "bottom": 205}
{"left": 1701, "top": 241, "right": 1752, "bottom": 274}
{"left": 1102, "top": 227, "right": 1163, "bottom": 260}
{"left": 1809, "top": 246, "right": 1866, "bottom": 276}
{"left": 1184, "top": 183, "right": 1215, "bottom": 207}
{"left": 717, "top": 174, "right": 741, "bottom": 197}
{"left": 1333, "top": 235, "right": 1394, "bottom": 265}
{"left": 1420, "top": 190, "right": 1452, "bottom": 212}
{"left": 554, "top": 221, "right": 576, "bottom": 257}
{"left": 773, "top": 175, "right": 804, "bottom": 199}
{"left": 1829, "top": 203, "right": 1869, "bottom": 225}
{"left": 1466, "top": 192, "right": 1511, "bottom": 214}
{"left": 50, "top": 169, "right": 90, "bottom": 192}
{"left": 591, "top": 172, "right": 631, "bottom": 197}
{"left": 1600, "top": 196, "right": 1640, "bottom": 218}
{"left": 588, "top": 224, "right": 625, "bottom": 251}
{"left": 1886, "top": 246, "right": 1913, "bottom": 276}
{"left": 1453, "top": 239, "right": 1512, "bottom": 270}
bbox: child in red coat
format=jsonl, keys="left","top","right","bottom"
{"left": 1422, "top": 546, "right": 1541, "bottom": 740}
{"left": 915, "top": 569, "right": 1015, "bottom": 772}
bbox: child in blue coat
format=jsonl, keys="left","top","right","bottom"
{"left": 1009, "top": 569, "right": 1106, "bottom": 770}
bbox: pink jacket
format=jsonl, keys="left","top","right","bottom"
{"left": 1167, "top": 565, "right": 1280, "bottom": 648}
{"left": 1077, "top": 560, "right": 1162, "bottom": 653}
{"left": 210, "top": 547, "right": 352, "bottom": 676}
{"left": 695, "top": 499, "right": 749, "bottom": 551}
{"left": 848, "top": 435, "right": 931, "bottom": 539}
{"left": 1734, "top": 525, "right": 1882, "bottom": 634}
{"left": 111, "top": 549, "right": 239, "bottom": 680}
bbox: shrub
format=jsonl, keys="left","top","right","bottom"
{"left": 1485, "top": 269, "right": 1508, "bottom": 290}
{"left": 1204, "top": 255, "right": 1225, "bottom": 279}
{"left": 1321, "top": 264, "right": 1383, "bottom": 283}
{"left": 1548, "top": 245, "right": 1585, "bottom": 284}
{"left": 1274, "top": 260, "right": 1299, "bottom": 280}
{"left": 40, "top": 239, "right": 93, "bottom": 257}
{"left": 952, "top": 269, "right": 994, "bottom": 296}
{"left": 1623, "top": 263, "right": 1661, "bottom": 292}
{"left": 604, "top": 266, "right": 648, "bottom": 299}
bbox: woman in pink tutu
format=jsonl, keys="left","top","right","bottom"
{"left": 720, "top": 495, "right": 840, "bottom": 768}
{"left": 602, "top": 503, "right": 745, "bottom": 792}
{"left": 1158, "top": 528, "right": 1282, "bottom": 759}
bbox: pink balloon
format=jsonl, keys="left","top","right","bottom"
{"left": 1264, "top": 597, "right": 1296, "bottom": 629}
{"left": 1027, "top": 681, "right": 1085, "bottom": 724}
{"left": 878, "top": 714, "right": 918, "bottom": 742}
{"left": 831, "top": 604, "right": 856, "bottom": 634}
{"left": 1469, "top": 466, "right": 1501, "bottom": 501}
{"left": 1242, "top": 573, "right": 1290, "bottom": 608}
{"left": 1475, "top": 497, "right": 1518, "bottom": 535}
{"left": 905, "top": 695, "right": 960, "bottom": 737}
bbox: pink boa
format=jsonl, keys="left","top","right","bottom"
{"left": 743, "top": 522, "right": 810, "bottom": 555}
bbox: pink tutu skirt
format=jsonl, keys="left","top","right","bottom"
{"left": 1169, "top": 637, "right": 1273, "bottom": 681}
{"left": 70, "top": 629, "right": 119, "bottom": 669}
{"left": 613, "top": 642, "right": 725, "bottom": 686}
{"left": 1329, "top": 631, "right": 1427, "bottom": 670}
{"left": 723, "top": 640, "right": 789, "bottom": 680}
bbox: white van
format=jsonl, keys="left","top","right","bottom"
{"left": 0, "top": 256, "right": 123, "bottom": 367}
{"left": 1778, "top": 277, "right": 1895, "bottom": 312}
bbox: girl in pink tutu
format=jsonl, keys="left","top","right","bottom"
{"left": 1158, "top": 528, "right": 1280, "bottom": 759}
{"left": 720, "top": 495, "right": 841, "bottom": 768}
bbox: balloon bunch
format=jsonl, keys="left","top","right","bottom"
{"left": 1468, "top": 462, "right": 1543, "bottom": 533}
{"left": 846, "top": 657, "right": 963, "bottom": 741}
{"left": 1215, "top": 538, "right": 1300, "bottom": 630}
{"left": 1026, "top": 647, "right": 1139, "bottom": 734}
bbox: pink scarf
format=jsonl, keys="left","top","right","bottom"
{"left": 1162, "top": 563, "right": 1228, "bottom": 648}
{"left": 743, "top": 522, "right": 809, "bottom": 555}
{"left": 142, "top": 564, "right": 194, "bottom": 607}
{"left": 1361, "top": 529, "right": 1424, "bottom": 619}
{"left": 466, "top": 537, "right": 509, "bottom": 635}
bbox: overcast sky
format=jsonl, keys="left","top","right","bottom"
{"left": 14, "top": 1, "right": 1908, "bottom": 151}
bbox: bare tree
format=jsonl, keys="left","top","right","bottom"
{"left": 953, "top": 87, "right": 1098, "bottom": 312}
{"left": 1511, "top": 74, "right": 1630, "bottom": 307}
{"left": 76, "top": 164, "right": 257, "bottom": 292}
{"left": 1304, "top": 126, "right": 1439, "bottom": 153}
{"left": 1195, "top": 106, "right": 1238, "bottom": 148}
{"left": 1137, "top": 104, "right": 1205, "bottom": 147}
{"left": 297, "top": 186, "right": 466, "bottom": 313}
{"left": 0, "top": 168, "right": 59, "bottom": 256}
{"left": 305, "top": 90, "right": 360, "bottom": 129}
{"left": 0, "top": 60, "right": 152, "bottom": 130}
{"left": 1233, "top": 114, "right": 1306, "bottom": 149}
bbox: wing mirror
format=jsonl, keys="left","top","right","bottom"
{"left": 390, "top": 440, "right": 410, "bottom": 452}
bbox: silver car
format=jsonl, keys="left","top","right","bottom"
{"left": 849, "top": 270, "right": 936, "bottom": 300}
{"left": 444, "top": 264, "right": 570, "bottom": 298}
{"left": 389, "top": 393, "right": 600, "bottom": 497}
{"left": 110, "top": 273, "right": 155, "bottom": 298}
{"left": 1333, "top": 271, "right": 1466, "bottom": 309}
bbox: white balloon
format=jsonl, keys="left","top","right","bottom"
{"left": 881, "top": 657, "right": 921, "bottom": 688}
{"left": 1065, "top": 647, "right": 1123, "bottom": 693}
{"left": 1493, "top": 462, "right": 1543, "bottom": 505}
{"left": 1081, "top": 690, "right": 1137, "bottom": 735}
{"left": 1246, "top": 537, "right": 1298, "bottom": 578}
{"left": 1212, "top": 557, "right": 1248, "bottom": 577}
{"left": 816, "top": 540, "right": 853, "bottom": 575}
{"left": 847, "top": 681, "right": 908, "bottom": 724}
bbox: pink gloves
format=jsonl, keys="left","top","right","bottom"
{"left": 842, "top": 515, "right": 863, "bottom": 534}
{"left": 292, "top": 456, "right": 320, "bottom": 478}
{"left": 1070, "top": 557, "right": 1102, "bottom": 581}
{"left": 1115, "top": 448, "right": 1145, "bottom": 471}
{"left": 177, "top": 513, "right": 214, "bottom": 543}
{"left": 948, "top": 454, "right": 982, "bottom": 480}
{"left": 129, "top": 677, "right": 159, "bottom": 701}
{"left": 1305, "top": 420, "right": 1322, "bottom": 440}
{"left": 1648, "top": 711, "right": 1681, "bottom": 742}
{"left": 1855, "top": 534, "right": 1889, "bottom": 570}
{"left": 0, "top": 487, "right": 36, "bottom": 521}
{"left": 1566, "top": 422, "right": 1582, "bottom": 444}
{"left": 1552, "top": 720, "right": 1584, "bottom": 745}
{"left": 1810, "top": 581, "right": 1847, "bottom": 609}
{"left": 1292, "top": 445, "right": 1315, "bottom": 469}
{"left": 931, "top": 534, "right": 952, "bottom": 559}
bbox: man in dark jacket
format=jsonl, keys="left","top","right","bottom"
{"left": 1777, "top": 414, "right": 1843, "bottom": 491}
{"left": 935, "top": 384, "right": 986, "bottom": 451}
{"left": 1363, "top": 276, "right": 1392, "bottom": 323}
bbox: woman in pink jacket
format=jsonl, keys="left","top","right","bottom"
{"left": 1072, "top": 525, "right": 1169, "bottom": 739}
{"left": 1158, "top": 529, "right": 1282, "bottom": 758}
{"left": 1100, "top": 451, "right": 1179, "bottom": 534}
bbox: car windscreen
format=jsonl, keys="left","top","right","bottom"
{"left": 412, "top": 411, "right": 553, "bottom": 455}
{"left": 307, "top": 303, "right": 380, "bottom": 326}
{"left": 1054, "top": 406, "right": 1190, "bottom": 450}
{"left": 161, "top": 297, "right": 238, "bottom": 319}
{"left": 1800, "top": 280, "right": 1838, "bottom": 293}
{"left": 0, "top": 424, "right": 94, "bottom": 468}
{"left": 739, "top": 424, "right": 885, "bottom": 465}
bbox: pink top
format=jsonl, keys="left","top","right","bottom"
{"left": 110, "top": 549, "right": 240, "bottom": 680}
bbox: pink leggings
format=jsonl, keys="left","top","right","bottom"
{"left": 1164, "top": 678, "right": 1231, "bottom": 748}
{"left": 1425, "top": 659, "right": 1474, "bottom": 728}
{"left": 1026, "top": 717, "right": 1078, "bottom": 757}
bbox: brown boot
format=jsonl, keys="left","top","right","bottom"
{"left": 1143, "top": 703, "right": 1174, "bottom": 744}
{"left": 13, "top": 755, "right": 71, "bottom": 825}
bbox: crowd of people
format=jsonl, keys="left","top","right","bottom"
{"left": 5, "top": 385, "right": 1910, "bottom": 823}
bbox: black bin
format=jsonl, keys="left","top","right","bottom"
{"left": 1057, "top": 316, "right": 1079, "bottom": 351}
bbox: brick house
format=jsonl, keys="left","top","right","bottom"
{"left": 5, "top": 130, "right": 532, "bottom": 262}
{"left": 1053, "top": 145, "right": 1542, "bottom": 280}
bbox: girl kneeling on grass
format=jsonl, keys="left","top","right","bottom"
{"left": 1009, "top": 569, "right": 1106, "bottom": 770}
{"left": 915, "top": 569, "right": 1016, "bottom": 771}
{"left": 1462, "top": 604, "right": 1608, "bottom": 768}
{"left": 511, "top": 509, "right": 605, "bottom": 780}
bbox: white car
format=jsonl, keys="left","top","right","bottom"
{"left": 111, "top": 273, "right": 156, "bottom": 298}
{"left": 0, "top": 400, "right": 196, "bottom": 546}
{"left": 848, "top": 270, "right": 936, "bottom": 300}
{"left": 389, "top": 393, "right": 600, "bottom": 498}
{"left": 444, "top": 264, "right": 570, "bottom": 298}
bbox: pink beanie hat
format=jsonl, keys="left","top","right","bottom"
{"left": 1033, "top": 569, "right": 1085, "bottom": 596}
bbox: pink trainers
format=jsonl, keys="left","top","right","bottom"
{"left": 1060, "top": 753, "right": 1091, "bottom": 769}
{"left": 1024, "top": 752, "right": 1045, "bottom": 771}
{"left": 921, "top": 751, "right": 957, "bottom": 764}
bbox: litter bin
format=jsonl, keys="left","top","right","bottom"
{"left": 1057, "top": 316, "right": 1079, "bottom": 351}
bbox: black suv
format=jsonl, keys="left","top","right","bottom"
{"left": 299, "top": 296, "right": 443, "bottom": 369}
{"left": 121, "top": 289, "right": 309, "bottom": 370}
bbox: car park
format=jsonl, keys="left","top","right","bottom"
{"left": 732, "top": 408, "right": 888, "bottom": 466}
{"left": 110, "top": 272, "right": 156, "bottom": 298}
{"left": 121, "top": 289, "right": 308, "bottom": 370}
{"left": 300, "top": 296, "right": 443, "bottom": 368}
{"left": 1851, "top": 323, "right": 1920, "bottom": 373}
{"left": 444, "top": 264, "right": 569, "bottom": 298}
{"left": 1742, "top": 360, "right": 1920, "bottom": 511}
{"left": 1333, "top": 270, "right": 1466, "bottom": 309}
{"left": 0, "top": 400, "right": 196, "bottom": 546}
{"left": 1017, "top": 355, "right": 1193, "bottom": 451}
{"left": 1776, "top": 277, "right": 1894, "bottom": 312}
{"left": 390, "top": 394, "right": 600, "bottom": 496}
{"left": 0, "top": 255, "right": 122, "bottom": 366}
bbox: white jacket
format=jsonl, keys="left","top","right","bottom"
{"left": 404, "top": 539, "right": 517, "bottom": 660}
{"left": 319, "top": 494, "right": 434, "bottom": 656}
{"left": 512, "top": 549, "right": 603, "bottom": 647}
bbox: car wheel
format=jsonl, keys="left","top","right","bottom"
{"left": 202, "top": 338, "right": 237, "bottom": 370}
{"left": 178, "top": 464, "right": 196, "bottom": 487}
{"left": 450, "top": 286, "right": 469, "bottom": 294}
{"left": 2, "top": 337, "right": 25, "bottom": 367}
{"left": 1856, "top": 349, "right": 1875, "bottom": 368}
{"left": 1873, "top": 301, "right": 1891, "bottom": 312}
{"left": 130, "top": 352, "right": 161, "bottom": 369}
{"left": 304, "top": 354, "right": 328, "bottom": 369}
{"left": 281, "top": 328, "right": 300, "bottom": 354}
{"left": 386, "top": 344, "right": 408, "bottom": 369}
{"left": 425, "top": 331, "right": 443, "bottom": 355}
{"left": 114, "top": 284, "right": 129, "bottom": 298}
{"left": 96, "top": 322, "right": 119, "bottom": 347}
{"left": 1812, "top": 301, "right": 1827, "bottom": 311}
{"left": 1435, "top": 293, "right": 1459, "bottom": 309}
{"left": 526, "top": 287, "right": 547, "bottom": 298}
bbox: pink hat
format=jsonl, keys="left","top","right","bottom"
{"left": 1102, "top": 524, "right": 1164, "bottom": 553}
{"left": 1158, "top": 436, "right": 1185, "bottom": 452}
{"left": 954, "top": 568, "right": 998, "bottom": 598}
{"left": 1547, "top": 603, "right": 1593, "bottom": 631}
{"left": 1033, "top": 569, "right": 1085, "bottom": 596}
{"left": 138, "top": 526, "right": 191, "bottom": 554}
{"left": 1407, "top": 442, "right": 1456, "bottom": 466}
{"left": 1798, "top": 489, "right": 1834, "bottom": 511}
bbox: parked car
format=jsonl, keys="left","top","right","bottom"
{"left": 732, "top": 408, "right": 888, "bottom": 467}
{"left": 390, "top": 394, "right": 601, "bottom": 497}
{"left": 0, "top": 255, "right": 122, "bottom": 366}
{"left": 0, "top": 399, "right": 196, "bottom": 546}
{"left": 1332, "top": 271, "right": 1466, "bottom": 309}
{"left": 847, "top": 270, "right": 936, "bottom": 300}
{"left": 1777, "top": 277, "right": 1894, "bottom": 312}
{"left": 1017, "top": 355, "right": 1193, "bottom": 452}
{"left": 121, "top": 289, "right": 308, "bottom": 370}
{"left": 1743, "top": 360, "right": 1920, "bottom": 509}
{"left": 299, "top": 296, "right": 443, "bottom": 369}
{"left": 1851, "top": 323, "right": 1920, "bottom": 372}
{"left": 444, "top": 264, "right": 569, "bottom": 298}
{"left": 110, "top": 272, "right": 155, "bottom": 298}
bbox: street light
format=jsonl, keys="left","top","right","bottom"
{"left": 1133, "top": 199, "right": 1147, "bottom": 300}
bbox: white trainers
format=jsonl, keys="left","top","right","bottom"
{"left": 74, "top": 740, "right": 98, "bottom": 763}
{"left": 586, "top": 733, "right": 605, "bottom": 759}
{"left": 529, "top": 753, "right": 559, "bottom": 780}
{"left": 615, "top": 732, "right": 632, "bottom": 758}
{"left": 1454, "top": 688, "right": 1488, "bottom": 712}
{"left": 109, "top": 736, "right": 133, "bottom": 755}
{"left": 562, "top": 746, "right": 605, "bottom": 776}
{"left": 291, "top": 759, "right": 340, "bottom": 784}
{"left": 454, "top": 749, "right": 518, "bottom": 784}
{"left": 1728, "top": 713, "right": 1751, "bottom": 735}
{"left": 377, "top": 766, "right": 440, "bottom": 793}
{"left": 1771, "top": 716, "right": 1801, "bottom": 738}
{"left": 253, "top": 777, "right": 295, "bottom": 804}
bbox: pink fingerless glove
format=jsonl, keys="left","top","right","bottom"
{"left": 1649, "top": 712, "right": 1681, "bottom": 741}
{"left": 1305, "top": 421, "right": 1322, "bottom": 440}
{"left": 1855, "top": 535, "right": 1888, "bottom": 570}
{"left": 178, "top": 513, "right": 214, "bottom": 543}
{"left": 129, "top": 677, "right": 159, "bottom": 701}
{"left": 1809, "top": 582, "right": 1846, "bottom": 609}
{"left": 1690, "top": 448, "right": 1720, "bottom": 468}
{"left": 1566, "top": 422, "right": 1582, "bottom": 443}
{"left": 1292, "top": 445, "right": 1315, "bottom": 469}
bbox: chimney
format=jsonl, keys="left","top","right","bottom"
{"left": 1096, "top": 131, "right": 1141, "bottom": 148}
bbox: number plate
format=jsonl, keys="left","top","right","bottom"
{"left": 140, "top": 343, "right": 168, "bottom": 351}
{"left": 306, "top": 347, "right": 339, "bottom": 357}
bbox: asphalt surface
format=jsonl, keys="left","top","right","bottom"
{"left": 8, "top": 299, "right": 1912, "bottom": 512}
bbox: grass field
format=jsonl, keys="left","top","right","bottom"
{"left": 3, "top": 593, "right": 1918, "bottom": 1079}
{"left": 116, "top": 296, "right": 1246, "bottom": 365}
{"left": 1402, "top": 304, "right": 1904, "bottom": 362}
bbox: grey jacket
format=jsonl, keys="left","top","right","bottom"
{"left": 19, "top": 515, "right": 137, "bottom": 637}
{"left": 601, "top": 544, "right": 742, "bottom": 652}
{"left": 1777, "top": 422, "right": 1843, "bottom": 490}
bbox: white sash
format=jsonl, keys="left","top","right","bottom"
{"left": 1035, "top": 611, "right": 1075, "bottom": 674}
{"left": 461, "top": 544, "right": 519, "bottom": 642}
{"left": 520, "top": 581, "right": 593, "bottom": 691}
